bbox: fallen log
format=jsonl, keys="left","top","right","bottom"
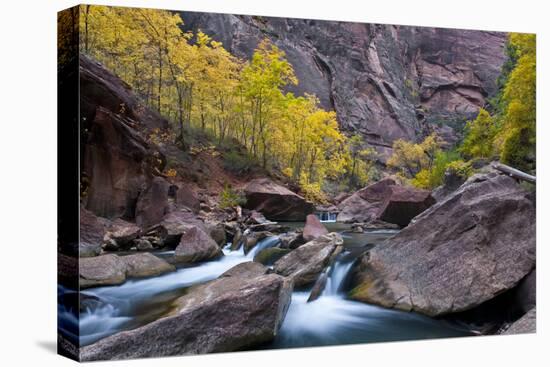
{"left": 492, "top": 162, "right": 536, "bottom": 184}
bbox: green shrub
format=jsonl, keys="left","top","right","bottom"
{"left": 219, "top": 184, "right": 246, "bottom": 209}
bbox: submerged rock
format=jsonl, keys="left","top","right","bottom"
{"left": 174, "top": 225, "right": 223, "bottom": 263}
{"left": 80, "top": 268, "right": 292, "bottom": 360}
{"left": 274, "top": 233, "right": 343, "bottom": 287}
{"left": 254, "top": 247, "right": 291, "bottom": 266}
{"left": 243, "top": 178, "right": 315, "bottom": 221}
{"left": 302, "top": 214, "right": 329, "bottom": 241}
{"left": 349, "top": 173, "right": 536, "bottom": 316}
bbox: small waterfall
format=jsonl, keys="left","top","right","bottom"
{"left": 322, "top": 258, "right": 354, "bottom": 296}
{"left": 246, "top": 236, "right": 280, "bottom": 259}
{"left": 76, "top": 235, "right": 280, "bottom": 346}
{"left": 316, "top": 212, "right": 338, "bottom": 223}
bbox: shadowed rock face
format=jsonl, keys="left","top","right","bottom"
{"left": 243, "top": 178, "right": 315, "bottom": 221}
{"left": 80, "top": 55, "right": 167, "bottom": 221}
{"left": 336, "top": 178, "right": 395, "bottom": 223}
{"left": 181, "top": 13, "right": 506, "bottom": 156}
{"left": 349, "top": 173, "right": 536, "bottom": 317}
{"left": 80, "top": 269, "right": 292, "bottom": 360}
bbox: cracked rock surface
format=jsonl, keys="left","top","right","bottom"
{"left": 349, "top": 172, "right": 536, "bottom": 317}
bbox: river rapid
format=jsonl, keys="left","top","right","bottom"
{"left": 58, "top": 220, "right": 471, "bottom": 349}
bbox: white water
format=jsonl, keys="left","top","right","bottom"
{"left": 76, "top": 236, "right": 281, "bottom": 345}
{"left": 317, "top": 212, "right": 338, "bottom": 223}
{"left": 269, "top": 251, "right": 468, "bottom": 348}
{"left": 59, "top": 230, "right": 469, "bottom": 348}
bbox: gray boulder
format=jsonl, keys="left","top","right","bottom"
{"left": 79, "top": 254, "right": 127, "bottom": 289}
{"left": 274, "top": 233, "right": 343, "bottom": 287}
{"left": 80, "top": 268, "right": 292, "bottom": 360}
{"left": 174, "top": 226, "right": 223, "bottom": 263}
{"left": 349, "top": 173, "right": 536, "bottom": 316}
{"left": 121, "top": 253, "right": 175, "bottom": 278}
{"left": 80, "top": 253, "right": 175, "bottom": 288}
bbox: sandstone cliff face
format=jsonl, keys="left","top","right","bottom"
{"left": 181, "top": 13, "right": 506, "bottom": 156}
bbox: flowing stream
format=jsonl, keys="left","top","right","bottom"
{"left": 59, "top": 223, "right": 471, "bottom": 349}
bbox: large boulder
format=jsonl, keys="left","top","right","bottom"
{"left": 155, "top": 211, "right": 204, "bottom": 247}
{"left": 174, "top": 226, "right": 223, "bottom": 263}
{"left": 79, "top": 207, "right": 105, "bottom": 257}
{"left": 79, "top": 254, "right": 127, "bottom": 289}
{"left": 120, "top": 253, "right": 175, "bottom": 278}
{"left": 135, "top": 176, "right": 170, "bottom": 229}
{"left": 80, "top": 253, "right": 175, "bottom": 288}
{"left": 302, "top": 214, "right": 329, "bottom": 241}
{"left": 336, "top": 178, "right": 395, "bottom": 223}
{"left": 80, "top": 267, "right": 292, "bottom": 360}
{"left": 349, "top": 173, "right": 536, "bottom": 316}
{"left": 220, "top": 261, "right": 268, "bottom": 278}
{"left": 243, "top": 178, "right": 315, "bottom": 221}
{"left": 376, "top": 185, "right": 435, "bottom": 227}
{"left": 274, "top": 233, "right": 343, "bottom": 287}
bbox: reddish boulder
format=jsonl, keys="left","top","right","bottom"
{"left": 135, "top": 176, "right": 170, "bottom": 229}
{"left": 336, "top": 178, "right": 395, "bottom": 223}
{"left": 377, "top": 186, "right": 435, "bottom": 227}
{"left": 302, "top": 214, "right": 329, "bottom": 242}
{"left": 174, "top": 183, "right": 200, "bottom": 213}
{"left": 243, "top": 178, "right": 315, "bottom": 221}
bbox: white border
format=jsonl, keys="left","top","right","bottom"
{"left": 0, "top": 0, "right": 546, "bottom": 366}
